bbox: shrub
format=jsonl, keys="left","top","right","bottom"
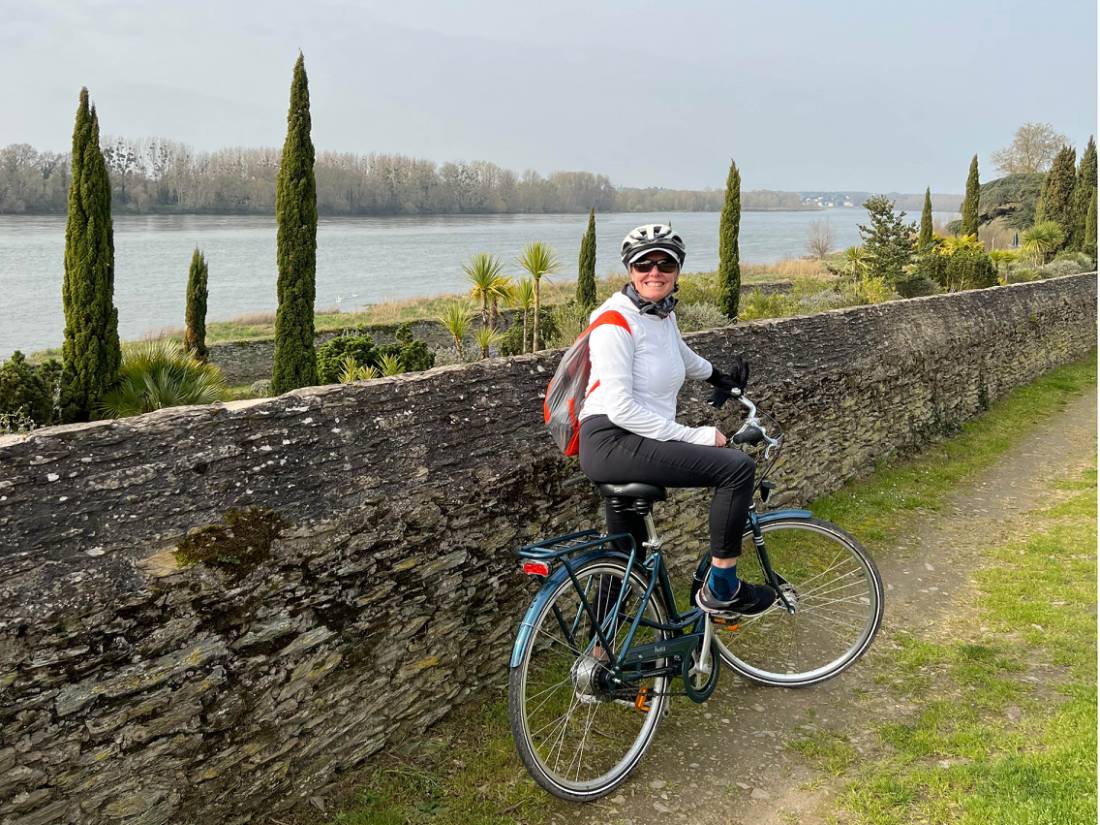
{"left": 249, "top": 379, "right": 273, "bottom": 397}
{"left": 738, "top": 290, "right": 797, "bottom": 320}
{"left": 676, "top": 272, "right": 720, "bottom": 306}
{"left": 317, "top": 334, "right": 379, "bottom": 384}
{"left": 316, "top": 332, "right": 434, "bottom": 384}
{"left": 95, "top": 341, "right": 226, "bottom": 418}
{"left": 1038, "top": 260, "right": 1087, "bottom": 278}
{"left": 943, "top": 249, "right": 998, "bottom": 291}
{"left": 796, "top": 289, "right": 851, "bottom": 313}
{"left": 1005, "top": 267, "right": 1041, "bottom": 283}
{"left": 501, "top": 308, "right": 559, "bottom": 356}
{"left": 895, "top": 274, "right": 939, "bottom": 298}
{"left": 0, "top": 352, "right": 58, "bottom": 428}
{"left": 675, "top": 302, "right": 733, "bottom": 332}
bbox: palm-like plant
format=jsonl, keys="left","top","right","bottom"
{"left": 473, "top": 326, "right": 502, "bottom": 359}
{"left": 439, "top": 302, "right": 473, "bottom": 361}
{"left": 338, "top": 355, "right": 380, "bottom": 383}
{"left": 512, "top": 277, "right": 535, "bottom": 354}
{"left": 464, "top": 253, "right": 506, "bottom": 330}
{"left": 1021, "top": 221, "right": 1065, "bottom": 265}
{"left": 95, "top": 340, "right": 226, "bottom": 418}
{"left": 842, "top": 245, "right": 867, "bottom": 280}
{"left": 488, "top": 274, "right": 512, "bottom": 331}
{"left": 517, "top": 242, "right": 560, "bottom": 351}
{"left": 378, "top": 353, "right": 404, "bottom": 376}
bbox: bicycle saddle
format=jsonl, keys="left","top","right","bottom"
{"left": 595, "top": 483, "right": 667, "bottom": 501}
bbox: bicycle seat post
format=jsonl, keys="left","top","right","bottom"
{"left": 642, "top": 513, "right": 662, "bottom": 552}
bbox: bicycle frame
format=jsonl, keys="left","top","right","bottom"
{"left": 510, "top": 506, "right": 815, "bottom": 673}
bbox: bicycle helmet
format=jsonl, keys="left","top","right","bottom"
{"left": 620, "top": 224, "right": 686, "bottom": 268}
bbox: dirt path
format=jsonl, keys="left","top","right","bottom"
{"left": 560, "top": 389, "right": 1097, "bottom": 825}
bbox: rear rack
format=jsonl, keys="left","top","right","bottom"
{"left": 515, "top": 529, "right": 634, "bottom": 561}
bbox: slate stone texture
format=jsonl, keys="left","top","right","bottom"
{"left": 0, "top": 274, "right": 1094, "bottom": 824}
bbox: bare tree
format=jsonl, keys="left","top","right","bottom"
{"left": 991, "top": 123, "right": 1070, "bottom": 175}
{"left": 806, "top": 219, "right": 834, "bottom": 259}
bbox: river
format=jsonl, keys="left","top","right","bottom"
{"left": 0, "top": 208, "right": 952, "bottom": 357}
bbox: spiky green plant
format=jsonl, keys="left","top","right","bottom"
{"left": 842, "top": 245, "right": 868, "bottom": 279}
{"left": 94, "top": 340, "right": 226, "bottom": 418}
{"left": 338, "top": 356, "right": 380, "bottom": 383}
{"left": 464, "top": 253, "right": 506, "bottom": 329}
{"left": 473, "top": 326, "right": 502, "bottom": 359}
{"left": 1021, "top": 221, "right": 1066, "bottom": 265}
{"left": 378, "top": 353, "right": 404, "bottom": 376}
{"left": 512, "top": 277, "right": 535, "bottom": 353}
{"left": 517, "top": 242, "right": 560, "bottom": 351}
{"left": 440, "top": 302, "right": 473, "bottom": 361}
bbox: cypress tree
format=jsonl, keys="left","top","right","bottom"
{"left": 1069, "top": 136, "right": 1096, "bottom": 251}
{"left": 184, "top": 248, "right": 209, "bottom": 362}
{"left": 1084, "top": 188, "right": 1097, "bottom": 262}
{"left": 272, "top": 53, "right": 318, "bottom": 393}
{"left": 960, "top": 155, "right": 980, "bottom": 237}
{"left": 1034, "top": 145, "right": 1077, "bottom": 249}
{"left": 919, "top": 187, "right": 933, "bottom": 248}
{"left": 60, "top": 88, "right": 121, "bottom": 423}
{"left": 718, "top": 160, "right": 741, "bottom": 318}
{"left": 576, "top": 208, "right": 597, "bottom": 313}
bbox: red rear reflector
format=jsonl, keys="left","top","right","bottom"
{"left": 522, "top": 561, "right": 550, "bottom": 577}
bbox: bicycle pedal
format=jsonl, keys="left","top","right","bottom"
{"left": 634, "top": 686, "right": 652, "bottom": 714}
{"left": 712, "top": 617, "right": 740, "bottom": 631}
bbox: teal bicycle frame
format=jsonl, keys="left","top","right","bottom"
{"left": 511, "top": 507, "right": 814, "bottom": 685}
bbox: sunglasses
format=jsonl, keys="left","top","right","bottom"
{"left": 632, "top": 259, "right": 679, "bottom": 274}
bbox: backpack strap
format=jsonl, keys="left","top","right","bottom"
{"left": 583, "top": 309, "right": 631, "bottom": 337}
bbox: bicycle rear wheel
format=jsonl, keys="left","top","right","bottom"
{"left": 701, "top": 517, "right": 883, "bottom": 687}
{"left": 508, "top": 557, "right": 672, "bottom": 801}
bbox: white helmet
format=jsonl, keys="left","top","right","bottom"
{"left": 620, "top": 224, "right": 686, "bottom": 268}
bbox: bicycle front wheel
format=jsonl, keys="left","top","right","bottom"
{"left": 508, "top": 557, "right": 672, "bottom": 801}
{"left": 703, "top": 517, "right": 884, "bottom": 687}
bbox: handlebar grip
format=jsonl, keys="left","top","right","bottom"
{"left": 731, "top": 424, "right": 765, "bottom": 446}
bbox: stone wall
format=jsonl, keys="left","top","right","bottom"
{"left": 0, "top": 274, "right": 1094, "bottom": 825}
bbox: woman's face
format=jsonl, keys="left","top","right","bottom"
{"left": 629, "top": 251, "right": 680, "bottom": 303}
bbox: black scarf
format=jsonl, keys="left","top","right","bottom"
{"left": 621, "top": 283, "right": 678, "bottom": 319}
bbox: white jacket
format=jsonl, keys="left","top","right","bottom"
{"left": 578, "top": 291, "right": 718, "bottom": 445}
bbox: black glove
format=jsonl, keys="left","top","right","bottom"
{"left": 706, "top": 355, "right": 750, "bottom": 393}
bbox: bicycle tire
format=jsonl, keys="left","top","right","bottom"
{"left": 508, "top": 557, "right": 672, "bottom": 801}
{"left": 696, "top": 516, "right": 884, "bottom": 687}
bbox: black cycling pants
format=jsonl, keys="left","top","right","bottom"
{"left": 578, "top": 415, "right": 756, "bottom": 559}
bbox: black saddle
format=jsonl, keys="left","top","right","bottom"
{"left": 596, "top": 483, "right": 667, "bottom": 515}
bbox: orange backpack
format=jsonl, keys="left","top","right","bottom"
{"left": 543, "top": 310, "right": 631, "bottom": 456}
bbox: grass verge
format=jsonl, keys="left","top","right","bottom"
{"left": 322, "top": 352, "right": 1095, "bottom": 825}
{"left": 833, "top": 460, "right": 1096, "bottom": 824}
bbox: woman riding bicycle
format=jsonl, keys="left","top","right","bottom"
{"left": 578, "top": 224, "right": 776, "bottom": 617}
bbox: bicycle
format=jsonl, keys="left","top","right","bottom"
{"left": 507, "top": 389, "right": 885, "bottom": 801}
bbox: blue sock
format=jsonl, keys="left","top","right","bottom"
{"left": 708, "top": 564, "right": 740, "bottom": 600}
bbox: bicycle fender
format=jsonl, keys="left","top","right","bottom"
{"left": 509, "top": 548, "right": 632, "bottom": 669}
{"left": 755, "top": 508, "right": 813, "bottom": 526}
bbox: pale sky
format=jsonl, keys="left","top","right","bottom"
{"left": 2, "top": 0, "right": 1096, "bottom": 192}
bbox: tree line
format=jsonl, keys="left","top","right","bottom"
{"left": 0, "top": 138, "right": 805, "bottom": 216}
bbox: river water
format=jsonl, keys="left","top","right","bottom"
{"left": 0, "top": 208, "right": 949, "bottom": 357}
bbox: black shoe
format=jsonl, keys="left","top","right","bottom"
{"left": 695, "top": 579, "right": 777, "bottom": 617}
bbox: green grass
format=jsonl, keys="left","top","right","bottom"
{"left": 810, "top": 351, "right": 1097, "bottom": 552}
{"left": 834, "top": 461, "right": 1097, "bottom": 825}
{"left": 323, "top": 354, "right": 1096, "bottom": 825}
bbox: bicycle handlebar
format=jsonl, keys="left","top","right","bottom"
{"left": 706, "top": 386, "right": 782, "bottom": 459}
